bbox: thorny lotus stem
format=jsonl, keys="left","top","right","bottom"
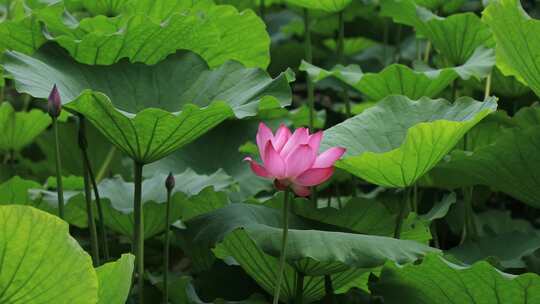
{"left": 79, "top": 116, "right": 109, "bottom": 260}
{"left": 273, "top": 189, "right": 291, "bottom": 304}
{"left": 323, "top": 275, "right": 334, "bottom": 304}
{"left": 304, "top": 8, "right": 315, "bottom": 131}
{"left": 134, "top": 161, "right": 145, "bottom": 304}
{"left": 79, "top": 118, "right": 100, "bottom": 266}
{"left": 394, "top": 188, "right": 411, "bottom": 239}
{"left": 52, "top": 117, "right": 65, "bottom": 219}
{"left": 295, "top": 271, "right": 305, "bottom": 304}
{"left": 96, "top": 146, "right": 116, "bottom": 183}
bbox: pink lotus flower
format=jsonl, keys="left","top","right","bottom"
{"left": 244, "top": 123, "right": 346, "bottom": 197}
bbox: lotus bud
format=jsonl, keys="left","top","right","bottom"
{"left": 165, "top": 172, "right": 175, "bottom": 192}
{"left": 47, "top": 84, "right": 62, "bottom": 118}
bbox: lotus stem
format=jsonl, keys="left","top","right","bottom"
{"left": 79, "top": 117, "right": 100, "bottom": 266}
{"left": 83, "top": 149, "right": 110, "bottom": 260}
{"left": 303, "top": 8, "right": 315, "bottom": 131}
{"left": 451, "top": 79, "right": 458, "bottom": 101}
{"left": 337, "top": 10, "right": 352, "bottom": 119}
{"left": 134, "top": 161, "right": 145, "bottom": 304}
{"left": 163, "top": 173, "right": 175, "bottom": 304}
{"left": 323, "top": 275, "right": 334, "bottom": 304}
{"left": 484, "top": 72, "right": 492, "bottom": 99}
{"left": 394, "top": 188, "right": 410, "bottom": 239}
{"left": 260, "top": 0, "right": 265, "bottom": 20}
{"left": 423, "top": 41, "right": 431, "bottom": 63}
{"left": 411, "top": 183, "right": 418, "bottom": 213}
{"left": 461, "top": 186, "right": 477, "bottom": 242}
{"left": 395, "top": 24, "right": 402, "bottom": 63}
{"left": 78, "top": 116, "right": 109, "bottom": 260}
{"left": 52, "top": 117, "right": 65, "bottom": 219}
{"left": 294, "top": 272, "right": 305, "bottom": 304}
{"left": 272, "top": 189, "right": 291, "bottom": 304}
{"left": 95, "top": 146, "right": 116, "bottom": 183}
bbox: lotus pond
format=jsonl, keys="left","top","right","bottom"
{"left": 1, "top": 0, "right": 540, "bottom": 303}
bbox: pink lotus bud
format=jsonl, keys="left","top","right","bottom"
{"left": 48, "top": 84, "right": 62, "bottom": 118}
{"left": 244, "top": 123, "right": 346, "bottom": 197}
{"left": 165, "top": 172, "right": 175, "bottom": 192}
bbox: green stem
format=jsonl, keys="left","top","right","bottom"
{"left": 395, "top": 24, "right": 402, "bottom": 63}
{"left": 484, "top": 72, "right": 492, "bottom": 100}
{"left": 21, "top": 94, "right": 31, "bottom": 111}
{"left": 304, "top": 8, "right": 314, "bottom": 131}
{"left": 134, "top": 161, "right": 145, "bottom": 304}
{"left": 323, "top": 275, "right": 334, "bottom": 304}
{"left": 462, "top": 187, "right": 477, "bottom": 242}
{"left": 83, "top": 149, "right": 110, "bottom": 260}
{"left": 260, "top": 0, "right": 265, "bottom": 20}
{"left": 272, "top": 189, "right": 291, "bottom": 304}
{"left": 383, "top": 19, "right": 389, "bottom": 64}
{"left": 394, "top": 188, "right": 410, "bottom": 239}
{"left": 163, "top": 185, "right": 172, "bottom": 304}
{"left": 95, "top": 146, "right": 116, "bottom": 183}
{"left": 52, "top": 118, "right": 65, "bottom": 219}
{"left": 423, "top": 41, "right": 431, "bottom": 63}
{"left": 431, "top": 222, "right": 440, "bottom": 249}
{"left": 294, "top": 272, "right": 305, "bottom": 304}
{"left": 416, "top": 34, "right": 421, "bottom": 61}
{"left": 80, "top": 118, "right": 100, "bottom": 266}
{"left": 79, "top": 116, "right": 109, "bottom": 260}
{"left": 451, "top": 79, "right": 458, "bottom": 101}
{"left": 411, "top": 183, "right": 418, "bottom": 213}
{"left": 8, "top": 149, "right": 15, "bottom": 176}
{"left": 337, "top": 10, "right": 345, "bottom": 64}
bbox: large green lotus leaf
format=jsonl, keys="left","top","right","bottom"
{"left": 490, "top": 67, "right": 530, "bottom": 98}
{"left": 284, "top": 0, "right": 352, "bottom": 12}
{"left": 0, "top": 176, "right": 40, "bottom": 205}
{"left": 434, "top": 128, "right": 540, "bottom": 207}
{"left": 0, "top": 175, "right": 88, "bottom": 227}
{"left": 95, "top": 254, "right": 134, "bottom": 304}
{"left": 29, "top": 189, "right": 90, "bottom": 228}
{"left": 320, "top": 95, "right": 497, "bottom": 188}
{"left": 0, "top": 102, "right": 51, "bottom": 153}
{"left": 187, "top": 203, "right": 439, "bottom": 276}
{"left": 0, "top": 1, "right": 48, "bottom": 54}
{"left": 3, "top": 46, "right": 291, "bottom": 163}
{"left": 323, "top": 37, "right": 377, "bottom": 56}
{"left": 269, "top": 193, "right": 431, "bottom": 243}
{"left": 2, "top": 1, "right": 269, "bottom": 68}
{"left": 146, "top": 120, "right": 272, "bottom": 201}
{"left": 381, "top": 0, "right": 493, "bottom": 66}
{"left": 483, "top": 0, "right": 540, "bottom": 96}
{"left": 0, "top": 205, "right": 98, "bottom": 303}
{"left": 448, "top": 232, "right": 540, "bottom": 269}
{"left": 300, "top": 62, "right": 457, "bottom": 101}
{"left": 97, "top": 169, "right": 232, "bottom": 239}
{"left": 214, "top": 230, "right": 367, "bottom": 303}
{"left": 371, "top": 254, "right": 540, "bottom": 303}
